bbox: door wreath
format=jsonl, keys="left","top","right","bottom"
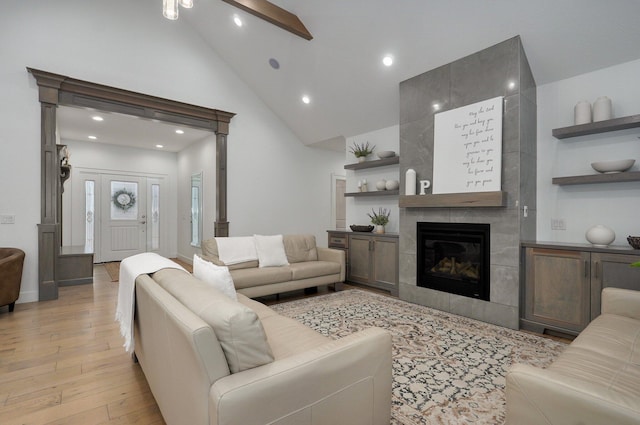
{"left": 112, "top": 188, "right": 136, "bottom": 211}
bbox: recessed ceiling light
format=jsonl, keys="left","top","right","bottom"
{"left": 88, "top": 135, "right": 97, "bottom": 140}
{"left": 508, "top": 80, "right": 517, "bottom": 90}
{"left": 92, "top": 116, "right": 104, "bottom": 122}
{"left": 432, "top": 103, "right": 441, "bottom": 111}
{"left": 156, "top": 144, "right": 164, "bottom": 149}
{"left": 382, "top": 55, "right": 394, "bottom": 67}
{"left": 175, "top": 129, "right": 184, "bottom": 134}
{"left": 301, "top": 95, "right": 311, "bottom": 104}
{"left": 233, "top": 15, "right": 243, "bottom": 27}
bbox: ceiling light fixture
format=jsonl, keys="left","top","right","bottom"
{"left": 233, "top": 15, "right": 243, "bottom": 27}
{"left": 301, "top": 95, "right": 311, "bottom": 104}
{"left": 175, "top": 129, "right": 185, "bottom": 134}
{"left": 156, "top": 144, "right": 164, "bottom": 149}
{"left": 382, "top": 55, "right": 394, "bottom": 67}
{"left": 163, "top": 0, "right": 193, "bottom": 20}
{"left": 88, "top": 135, "right": 97, "bottom": 140}
{"left": 92, "top": 116, "right": 104, "bottom": 122}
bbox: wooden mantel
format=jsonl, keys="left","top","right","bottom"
{"left": 399, "top": 191, "right": 507, "bottom": 208}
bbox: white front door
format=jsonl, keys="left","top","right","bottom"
{"left": 100, "top": 176, "right": 147, "bottom": 262}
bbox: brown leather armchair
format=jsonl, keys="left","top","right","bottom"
{"left": 0, "top": 248, "right": 25, "bottom": 312}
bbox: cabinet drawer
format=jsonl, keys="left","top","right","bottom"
{"left": 329, "top": 235, "right": 348, "bottom": 248}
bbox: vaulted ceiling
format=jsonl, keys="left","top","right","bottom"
{"left": 181, "top": 0, "right": 640, "bottom": 150}
{"left": 57, "top": 1, "right": 640, "bottom": 152}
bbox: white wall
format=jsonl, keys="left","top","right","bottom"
{"left": 0, "top": 0, "right": 343, "bottom": 303}
{"left": 537, "top": 58, "right": 640, "bottom": 244}
{"left": 345, "top": 125, "right": 400, "bottom": 233}
{"left": 177, "top": 135, "right": 216, "bottom": 263}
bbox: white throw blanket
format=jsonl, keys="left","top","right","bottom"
{"left": 215, "top": 236, "right": 258, "bottom": 265}
{"left": 115, "top": 252, "right": 186, "bottom": 354}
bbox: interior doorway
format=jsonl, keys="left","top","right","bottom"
{"left": 331, "top": 174, "right": 346, "bottom": 229}
{"left": 65, "top": 171, "right": 166, "bottom": 263}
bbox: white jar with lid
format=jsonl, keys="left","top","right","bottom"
{"left": 574, "top": 100, "right": 591, "bottom": 125}
{"left": 592, "top": 96, "right": 612, "bottom": 122}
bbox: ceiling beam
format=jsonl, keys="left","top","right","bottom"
{"left": 221, "top": 0, "right": 312, "bottom": 40}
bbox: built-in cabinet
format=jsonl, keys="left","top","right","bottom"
{"left": 551, "top": 113, "right": 640, "bottom": 185}
{"left": 327, "top": 230, "right": 398, "bottom": 295}
{"left": 521, "top": 242, "right": 640, "bottom": 336}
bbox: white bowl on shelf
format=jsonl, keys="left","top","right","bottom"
{"left": 590, "top": 159, "right": 635, "bottom": 173}
{"left": 377, "top": 151, "right": 395, "bottom": 159}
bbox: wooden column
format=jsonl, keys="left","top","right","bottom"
{"left": 31, "top": 71, "right": 64, "bottom": 301}
{"left": 215, "top": 121, "right": 229, "bottom": 237}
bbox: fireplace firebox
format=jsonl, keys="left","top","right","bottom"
{"left": 417, "top": 222, "right": 490, "bottom": 301}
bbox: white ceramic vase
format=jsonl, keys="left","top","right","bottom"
{"left": 385, "top": 179, "right": 399, "bottom": 190}
{"left": 574, "top": 100, "right": 592, "bottom": 125}
{"left": 585, "top": 224, "right": 616, "bottom": 247}
{"left": 405, "top": 169, "right": 416, "bottom": 195}
{"left": 375, "top": 225, "right": 385, "bottom": 234}
{"left": 376, "top": 179, "right": 387, "bottom": 191}
{"left": 593, "top": 96, "right": 612, "bottom": 122}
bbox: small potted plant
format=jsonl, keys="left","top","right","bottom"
{"left": 368, "top": 207, "right": 390, "bottom": 234}
{"left": 349, "top": 141, "right": 375, "bottom": 163}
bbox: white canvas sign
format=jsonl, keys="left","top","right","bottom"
{"left": 433, "top": 97, "right": 503, "bottom": 194}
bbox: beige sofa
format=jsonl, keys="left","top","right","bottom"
{"left": 133, "top": 267, "right": 392, "bottom": 425}
{"left": 201, "top": 234, "right": 345, "bottom": 298}
{"left": 506, "top": 287, "right": 640, "bottom": 425}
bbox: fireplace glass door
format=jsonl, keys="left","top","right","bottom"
{"left": 417, "top": 222, "right": 490, "bottom": 301}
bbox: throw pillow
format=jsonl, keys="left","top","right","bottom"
{"left": 152, "top": 268, "right": 273, "bottom": 373}
{"left": 193, "top": 254, "right": 238, "bottom": 301}
{"left": 254, "top": 234, "right": 290, "bottom": 268}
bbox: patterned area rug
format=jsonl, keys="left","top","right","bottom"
{"left": 270, "top": 290, "right": 567, "bottom": 424}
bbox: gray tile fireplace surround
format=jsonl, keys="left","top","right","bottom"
{"left": 398, "top": 36, "right": 537, "bottom": 329}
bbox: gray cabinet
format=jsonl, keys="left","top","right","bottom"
{"left": 327, "top": 231, "right": 398, "bottom": 295}
{"left": 521, "top": 243, "right": 640, "bottom": 336}
{"left": 348, "top": 233, "right": 398, "bottom": 295}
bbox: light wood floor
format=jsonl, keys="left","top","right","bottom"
{"left": 0, "top": 265, "right": 164, "bottom": 425}
{"left": 0, "top": 265, "right": 361, "bottom": 425}
{"left": 0, "top": 265, "right": 567, "bottom": 424}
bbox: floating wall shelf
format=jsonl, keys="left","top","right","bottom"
{"left": 345, "top": 190, "right": 399, "bottom": 198}
{"left": 399, "top": 191, "right": 506, "bottom": 208}
{"left": 552, "top": 171, "right": 640, "bottom": 186}
{"left": 552, "top": 114, "right": 640, "bottom": 139}
{"left": 344, "top": 156, "right": 399, "bottom": 170}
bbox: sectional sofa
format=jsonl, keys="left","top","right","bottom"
{"left": 201, "top": 234, "right": 345, "bottom": 298}
{"left": 506, "top": 287, "right": 640, "bottom": 424}
{"left": 133, "top": 267, "right": 392, "bottom": 425}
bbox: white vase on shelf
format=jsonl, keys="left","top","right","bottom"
{"left": 592, "top": 96, "right": 612, "bottom": 122}
{"left": 574, "top": 100, "right": 591, "bottom": 125}
{"left": 585, "top": 224, "right": 615, "bottom": 247}
{"left": 405, "top": 169, "right": 416, "bottom": 195}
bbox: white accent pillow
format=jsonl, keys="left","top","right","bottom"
{"left": 193, "top": 254, "right": 238, "bottom": 301}
{"left": 254, "top": 234, "right": 290, "bottom": 268}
